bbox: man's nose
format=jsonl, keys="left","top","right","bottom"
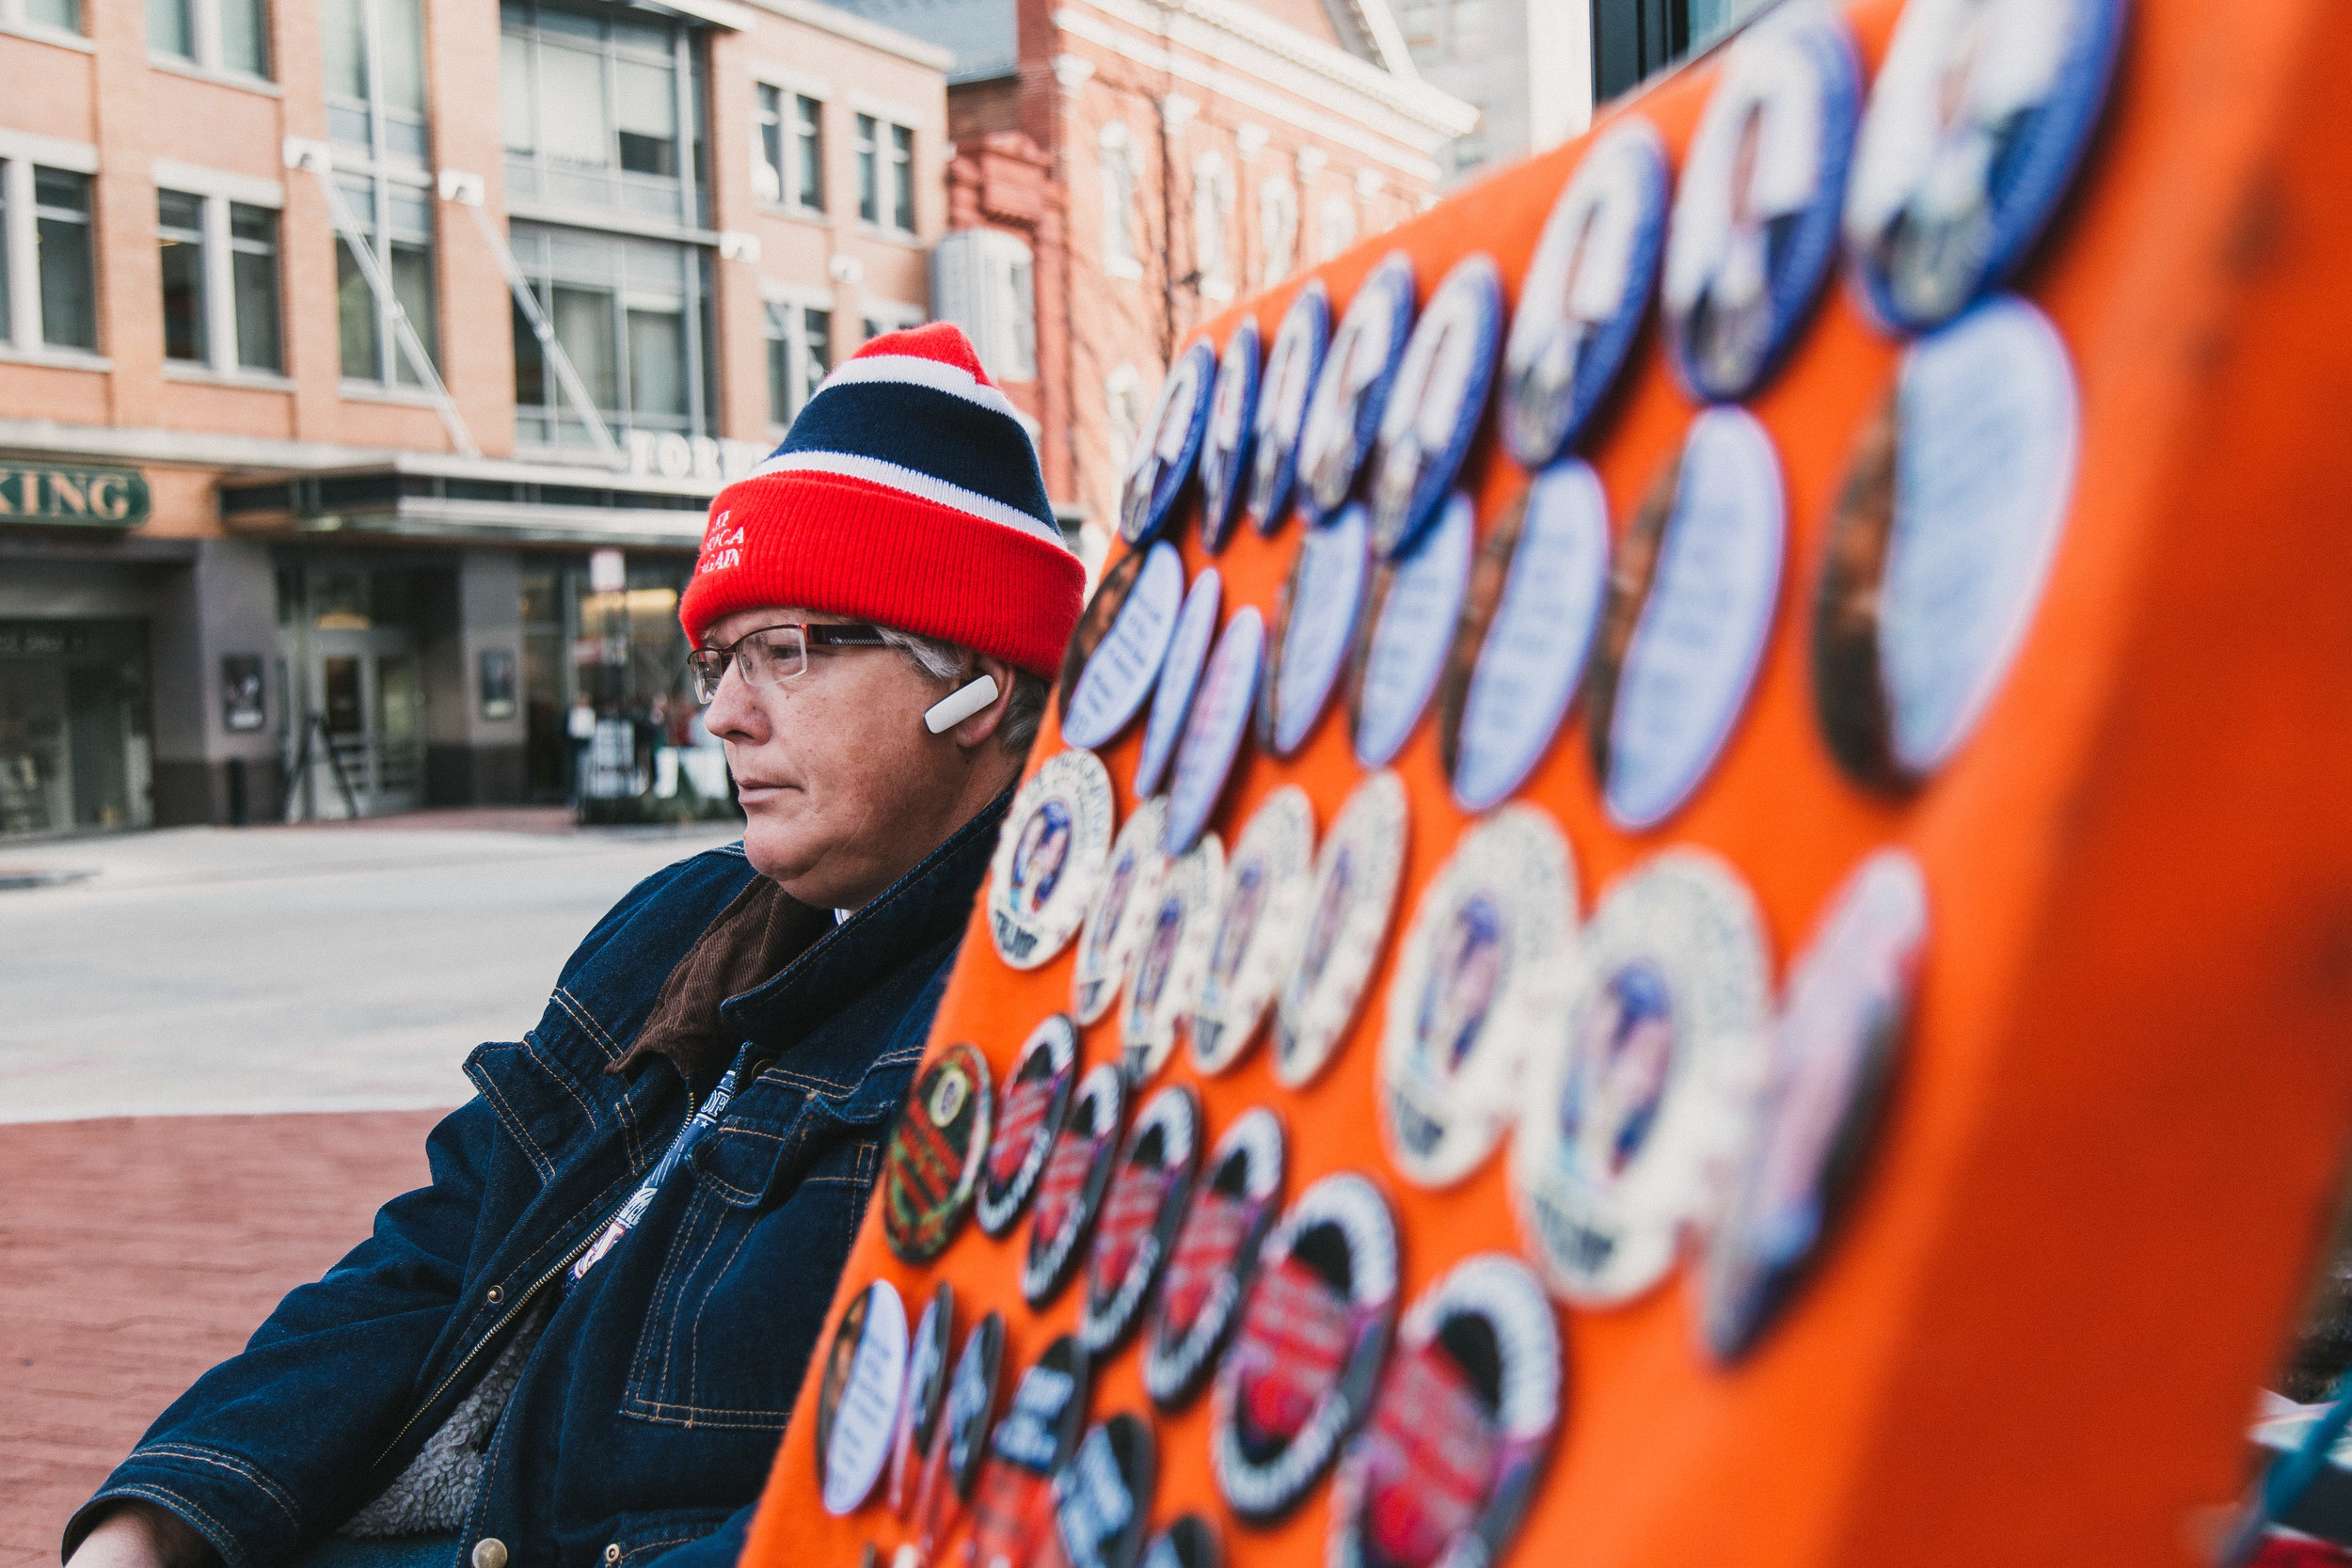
{"left": 704, "top": 660, "right": 764, "bottom": 740}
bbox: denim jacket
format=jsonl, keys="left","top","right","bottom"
{"left": 66, "top": 792, "right": 1009, "bottom": 1568}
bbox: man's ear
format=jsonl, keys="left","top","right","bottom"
{"left": 943, "top": 654, "right": 1019, "bottom": 751}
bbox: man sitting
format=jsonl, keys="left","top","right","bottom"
{"left": 63, "top": 325, "right": 1082, "bottom": 1568}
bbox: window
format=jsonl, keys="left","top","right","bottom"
{"left": 158, "top": 188, "right": 283, "bottom": 372}
{"left": 1592, "top": 0, "right": 1774, "bottom": 102}
{"left": 754, "top": 86, "right": 823, "bottom": 214}
{"left": 1098, "top": 121, "right": 1140, "bottom": 279}
{"left": 889, "top": 123, "right": 914, "bottom": 233}
{"left": 854, "top": 114, "right": 878, "bottom": 224}
{"left": 1192, "top": 152, "right": 1232, "bottom": 302}
{"left": 324, "top": 0, "right": 427, "bottom": 166}
{"left": 38, "top": 167, "right": 96, "bottom": 350}
{"left": 1316, "top": 192, "right": 1357, "bottom": 262}
{"left": 764, "top": 300, "right": 830, "bottom": 427}
{"left": 335, "top": 174, "right": 435, "bottom": 387}
{"left": 158, "top": 191, "right": 206, "bottom": 362}
{"left": 510, "top": 221, "right": 713, "bottom": 447}
{"left": 501, "top": 3, "right": 706, "bottom": 226}
{"left": 930, "top": 229, "right": 1031, "bottom": 381}
{"left": 1104, "top": 363, "right": 1142, "bottom": 501}
{"left": 1257, "top": 175, "right": 1297, "bottom": 289}
{"left": 150, "top": 0, "right": 270, "bottom": 76}
{"left": 7, "top": 0, "right": 82, "bottom": 33}
{"left": 1397, "top": 0, "right": 1437, "bottom": 62}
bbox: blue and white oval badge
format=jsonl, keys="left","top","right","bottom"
{"left": 1443, "top": 463, "right": 1613, "bottom": 815}
{"left": 1190, "top": 787, "right": 1315, "bottom": 1078}
{"left": 1118, "top": 340, "right": 1218, "bottom": 546}
{"left": 1295, "top": 253, "right": 1416, "bottom": 527}
{"left": 1245, "top": 283, "right": 1331, "bottom": 536}
{"left": 1071, "top": 799, "right": 1171, "bottom": 1026}
{"left": 1365, "top": 255, "right": 1503, "bottom": 560}
{"left": 1844, "top": 0, "right": 2126, "bottom": 334}
{"left": 1586, "top": 409, "right": 1785, "bottom": 832}
{"left": 1272, "top": 771, "right": 1408, "bottom": 1091}
{"left": 1063, "top": 543, "right": 1185, "bottom": 752}
{"left": 1199, "top": 318, "right": 1263, "bottom": 555}
{"left": 1120, "top": 835, "right": 1223, "bottom": 1086}
{"left": 1136, "top": 568, "right": 1223, "bottom": 800}
{"left": 1262, "top": 504, "right": 1372, "bottom": 759}
{"left": 1661, "top": 3, "right": 1862, "bottom": 404}
{"left": 1354, "top": 492, "right": 1474, "bottom": 770}
{"left": 1164, "top": 607, "right": 1264, "bottom": 859}
{"left": 1502, "top": 119, "right": 1672, "bottom": 469}
{"left": 989, "top": 752, "right": 1117, "bottom": 969}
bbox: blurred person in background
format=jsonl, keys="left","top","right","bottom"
{"left": 63, "top": 325, "right": 1081, "bottom": 1568}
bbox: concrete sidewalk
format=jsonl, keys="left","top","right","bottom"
{"left": 0, "top": 1111, "right": 441, "bottom": 1566}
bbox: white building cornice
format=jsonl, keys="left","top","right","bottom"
{"left": 1064, "top": 0, "right": 1475, "bottom": 142}
{"left": 734, "top": 0, "right": 957, "bottom": 71}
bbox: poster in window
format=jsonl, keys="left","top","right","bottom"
{"left": 480, "top": 648, "right": 519, "bottom": 721}
{"left": 221, "top": 656, "right": 266, "bottom": 733}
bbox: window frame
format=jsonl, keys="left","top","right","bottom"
{"left": 753, "top": 79, "right": 826, "bottom": 216}
{"left": 1, "top": 0, "right": 86, "bottom": 41}
{"left": 148, "top": 0, "right": 271, "bottom": 81}
{"left": 1097, "top": 120, "right": 1142, "bottom": 281}
{"left": 762, "top": 287, "right": 836, "bottom": 432}
{"left": 499, "top": 2, "right": 707, "bottom": 229}
{"left": 151, "top": 163, "right": 286, "bottom": 378}
{"left": 510, "top": 219, "right": 714, "bottom": 450}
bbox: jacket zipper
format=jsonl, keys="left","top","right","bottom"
{"left": 367, "top": 1220, "right": 606, "bottom": 1471}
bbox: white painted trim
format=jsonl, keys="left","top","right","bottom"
{"left": 0, "top": 16, "right": 94, "bottom": 52}
{"left": 818, "top": 352, "right": 1021, "bottom": 419}
{"left": 0, "top": 126, "right": 98, "bottom": 175}
{"left": 848, "top": 93, "right": 929, "bottom": 133}
{"left": 659, "top": 0, "right": 756, "bottom": 30}
{"left": 1068, "top": 0, "right": 1474, "bottom": 137}
{"left": 146, "top": 50, "right": 284, "bottom": 97}
{"left": 152, "top": 158, "right": 285, "bottom": 208}
{"left": 745, "top": 56, "right": 834, "bottom": 100}
{"left": 758, "top": 277, "right": 835, "bottom": 309}
{"left": 746, "top": 450, "right": 1067, "bottom": 547}
{"left": 860, "top": 298, "right": 929, "bottom": 331}
{"left": 1339, "top": 0, "right": 1415, "bottom": 78}
{"left": 1053, "top": 8, "right": 1454, "bottom": 176}
{"left": 735, "top": 0, "right": 957, "bottom": 71}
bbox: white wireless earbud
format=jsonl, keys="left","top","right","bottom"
{"left": 924, "top": 673, "right": 1000, "bottom": 735}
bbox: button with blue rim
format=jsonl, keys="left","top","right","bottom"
{"left": 1501, "top": 118, "right": 1671, "bottom": 469}
{"left": 1843, "top": 0, "right": 2127, "bottom": 335}
{"left": 1062, "top": 542, "right": 1185, "bottom": 752}
{"left": 1353, "top": 491, "right": 1474, "bottom": 769}
{"left": 1118, "top": 340, "right": 1218, "bottom": 546}
{"left": 1294, "top": 253, "right": 1416, "bottom": 528}
{"left": 1197, "top": 317, "right": 1262, "bottom": 555}
{"left": 1364, "top": 255, "right": 1502, "bottom": 561}
{"left": 1243, "top": 282, "right": 1330, "bottom": 536}
{"left": 1661, "top": 2, "right": 1862, "bottom": 404}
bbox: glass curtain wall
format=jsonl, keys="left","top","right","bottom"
{"left": 501, "top": 2, "right": 708, "bottom": 229}
{"left": 509, "top": 221, "right": 715, "bottom": 448}
{"left": 323, "top": 0, "right": 437, "bottom": 387}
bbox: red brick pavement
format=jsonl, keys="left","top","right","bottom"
{"left": 0, "top": 1112, "right": 443, "bottom": 1566}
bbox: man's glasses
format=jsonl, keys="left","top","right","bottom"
{"left": 687, "top": 622, "right": 892, "bottom": 704}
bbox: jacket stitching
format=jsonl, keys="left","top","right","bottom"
{"left": 96, "top": 1483, "right": 246, "bottom": 1568}
{"left": 621, "top": 1535, "right": 705, "bottom": 1563}
{"left": 687, "top": 1214, "right": 762, "bottom": 1406}
{"left": 131, "top": 1444, "right": 300, "bottom": 1527}
{"left": 522, "top": 1034, "right": 599, "bottom": 1133}
{"left": 471, "top": 1066, "right": 557, "bottom": 1183}
{"left": 660, "top": 1189, "right": 731, "bottom": 1399}
{"left": 627, "top": 1184, "right": 701, "bottom": 1393}
{"left": 552, "top": 985, "right": 623, "bottom": 1063}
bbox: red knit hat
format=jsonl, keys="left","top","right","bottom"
{"left": 679, "top": 324, "right": 1084, "bottom": 678}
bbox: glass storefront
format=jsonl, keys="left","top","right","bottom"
{"left": 0, "top": 619, "right": 154, "bottom": 836}
{"left": 518, "top": 555, "right": 698, "bottom": 802}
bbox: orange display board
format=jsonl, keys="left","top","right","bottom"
{"left": 746, "top": 0, "right": 2352, "bottom": 1562}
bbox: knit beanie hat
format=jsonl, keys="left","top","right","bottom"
{"left": 678, "top": 323, "right": 1084, "bottom": 678}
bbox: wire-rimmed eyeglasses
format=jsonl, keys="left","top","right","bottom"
{"left": 686, "top": 622, "right": 892, "bottom": 704}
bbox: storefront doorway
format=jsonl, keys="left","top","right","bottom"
{"left": 0, "top": 620, "right": 155, "bottom": 837}
{"left": 278, "top": 563, "right": 425, "bottom": 819}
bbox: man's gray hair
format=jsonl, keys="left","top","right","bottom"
{"left": 875, "top": 626, "right": 1049, "bottom": 756}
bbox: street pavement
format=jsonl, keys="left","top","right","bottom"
{"left": 0, "top": 812, "right": 740, "bottom": 1559}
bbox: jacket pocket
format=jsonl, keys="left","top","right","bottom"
{"left": 575, "top": 1503, "right": 741, "bottom": 1567}
{"left": 617, "top": 1085, "right": 896, "bottom": 1431}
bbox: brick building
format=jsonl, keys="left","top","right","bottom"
{"left": 836, "top": 0, "right": 1476, "bottom": 560}
{"left": 0, "top": 0, "right": 950, "bottom": 836}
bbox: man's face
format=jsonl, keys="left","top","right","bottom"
{"left": 700, "top": 604, "right": 993, "bottom": 908}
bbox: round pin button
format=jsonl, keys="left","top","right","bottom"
{"left": 818, "top": 1278, "right": 910, "bottom": 1515}
{"left": 1119, "top": 340, "right": 1218, "bottom": 546}
{"left": 1120, "top": 835, "right": 1223, "bottom": 1086}
{"left": 1144, "top": 1106, "right": 1287, "bottom": 1413}
{"left": 1586, "top": 408, "right": 1785, "bottom": 832}
{"left": 1024, "top": 1062, "right": 1127, "bottom": 1309}
{"left": 1272, "top": 770, "right": 1408, "bottom": 1091}
{"left": 1163, "top": 608, "right": 1264, "bottom": 858}
{"left": 1441, "top": 461, "right": 1613, "bottom": 814}
{"left": 1135, "top": 567, "right": 1222, "bottom": 800}
{"left": 1353, "top": 490, "right": 1474, "bottom": 769}
{"left": 1661, "top": 2, "right": 1862, "bottom": 402}
{"left": 1190, "top": 786, "right": 1315, "bottom": 1077}
{"left": 976, "top": 1015, "right": 1080, "bottom": 1238}
{"left": 1245, "top": 282, "right": 1332, "bottom": 535}
{"left": 1511, "top": 849, "right": 1772, "bottom": 1307}
{"left": 1262, "top": 503, "right": 1371, "bottom": 759}
{"left": 988, "top": 750, "right": 1117, "bottom": 968}
{"left": 1080, "top": 1083, "right": 1201, "bottom": 1357}
{"left": 1199, "top": 317, "right": 1263, "bottom": 555}
{"left": 1063, "top": 543, "right": 1186, "bottom": 752}
{"left": 1364, "top": 255, "right": 1503, "bottom": 560}
{"left": 1502, "top": 117, "right": 1671, "bottom": 469}
{"left": 1845, "top": 0, "right": 2127, "bottom": 334}
{"left": 881, "top": 1042, "right": 994, "bottom": 1263}
{"left": 1295, "top": 252, "right": 1416, "bottom": 527}
{"left": 1071, "top": 799, "right": 1172, "bottom": 1027}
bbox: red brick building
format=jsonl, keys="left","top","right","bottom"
{"left": 843, "top": 0, "right": 1476, "bottom": 563}
{"left": 0, "top": 0, "right": 952, "bottom": 835}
